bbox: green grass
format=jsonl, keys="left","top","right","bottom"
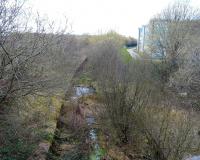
{"left": 75, "top": 73, "right": 93, "bottom": 86}
{"left": 120, "top": 48, "right": 132, "bottom": 63}
{"left": 89, "top": 148, "right": 106, "bottom": 160}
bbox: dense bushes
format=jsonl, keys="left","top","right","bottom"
{"left": 88, "top": 38, "right": 200, "bottom": 160}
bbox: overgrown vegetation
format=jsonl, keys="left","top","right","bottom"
{"left": 85, "top": 2, "right": 200, "bottom": 159}
{"left": 120, "top": 47, "right": 132, "bottom": 63}
{"left": 89, "top": 39, "right": 200, "bottom": 159}
{"left": 1, "top": 0, "right": 200, "bottom": 160}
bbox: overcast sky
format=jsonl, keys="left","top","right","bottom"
{"left": 28, "top": 0, "right": 200, "bottom": 38}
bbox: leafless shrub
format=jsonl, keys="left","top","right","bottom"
{"left": 89, "top": 40, "right": 152, "bottom": 144}
{"left": 0, "top": 0, "right": 79, "bottom": 105}
{"left": 135, "top": 105, "right": 200, "bottom": 160}
{"left": 169, "top": 47, "right": 200, "bottom": 111}
{"left": 170, "top": 48, "right": 200, "bottom": 96}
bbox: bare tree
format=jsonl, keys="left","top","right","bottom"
{"left": 89, "top": 40, "right": 151, "bottom": 144}
{"left": 0, "top": 0, "right": 75, "bottom": 105}
{"left": 148, "top": 0, "right": 200, "bottom": 68}
{"left": 169, "top": 47, "right": 200, "bottom": 111}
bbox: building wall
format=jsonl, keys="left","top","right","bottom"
{"left": 137, "top": 25, "right": 149, "bottom": 52}
{"left": 137, "top": 22, "right": 166, "bottom": 59}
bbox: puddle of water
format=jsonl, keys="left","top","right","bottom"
{"left": 75, "top": 86, "right": 95, "bottom": 97}
{"left": 86, "top": 117, "right": 95, "bottom": 125}
{"left": 186, "top": 156, "right": 200, "bottom": 160}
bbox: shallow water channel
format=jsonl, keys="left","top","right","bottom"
{"left": 86, "top": 116, "right": 102, "bottom": 160}
{"left": 186, "top": 155, "right": 200, "bottom": 160}
{"left": 75, "top": 86, "right": 103, "bottom": 160}
{"left": 47, "top": 86, "right": 103, "bottom": 160}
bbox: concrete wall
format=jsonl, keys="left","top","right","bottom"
{"left": 137, "top": 25, "right": 149, "bottom": 52}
